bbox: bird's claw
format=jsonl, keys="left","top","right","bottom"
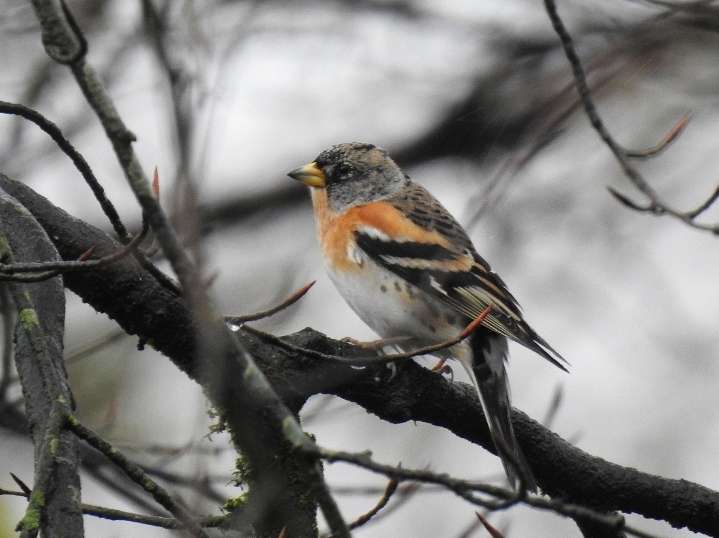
{"left": 431, "top": 358, "right": 454, "bottom": 380}
{"left": 341, "top": 335, "right": 413, "bottom": 351}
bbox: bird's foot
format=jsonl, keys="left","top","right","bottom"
{"left": 431, "top": 358, "right": 454, "bottom": 379}
{"left": 430, "top": 357, "right": 448, "bottom": 371}
{"left": 341, "top": 335, "right": 413, "bottom": 352}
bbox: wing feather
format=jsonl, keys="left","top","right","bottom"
{"left": 354, "top": 187, "right": 568, "bottom": 370}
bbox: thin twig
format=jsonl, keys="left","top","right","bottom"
{"left": 686, "top": 184, "right": 719, "bottom": 219}
{"left": 0, "top": 100, "right": 127, "bottom": 238}
{"left": 0, "top": 100, "right": 181, "bottom": 292}
{"left": 0, "top": 221, "right": 148, "bottom": 278}
{"left": 310, "top": 446, "right": 660, "bottom": 538}
{"left": 543, "top": 0, "right": 719, "bottom": 234}
{"left": 241, "top": 306, "right": 492, "bottom": 367}
{"left": 625, "top": 113, "right": 691, "bottom": 159}
{"left": 475, "top": 512, "right": 505, "bottom": 538}
{"left": 0, "top": 487, "right": 227, "bottom": 530}
{"left": 541, "top": 384, "right": 564, "bottom": 430}
{"left": 315, "top": 474, "right": 352, "bottom": 538}
{"left": 542, "top": 1, "right": 656, "bottom": 197}
{"left": 225, "top": 281, "right": 316, "bottom": 324}
{"left": 81, "top": 505, "right": 226, "bottom": 530}
{"left": 66, "top": 415, "right": 210, "bottom": 538}
{"left": 347, "top": 478, "right": 398, "bottom": 531}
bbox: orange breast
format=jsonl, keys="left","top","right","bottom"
{"left": 311, "top": 189, "right": 450, "bottom": 272}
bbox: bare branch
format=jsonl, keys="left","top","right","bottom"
{"left": 625, "top": 113, "right": 691, "bottom": 159}
{"left": 225, "top": 280, "right": 316, "bottom": 324}
{"left": 0, "top": 220, "right": 148, "bottom": 281}
{"left": 347, "top": 478, "right": 398, "bottom": 531}
{"left": 0, "top": 100, "right": 180, "bottom": 293}
{"left": 543, "top": 0, "right": 719, "bottom": 234}
{"left": 0, "top": 486, "right": 227, "bottom": 530}
{"left": 309, "top": 446, "right": 660, "bottom": 538}
{"left": 66, "top": 415, "right": 209, "bottom": 538}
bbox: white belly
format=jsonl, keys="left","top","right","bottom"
{"left": 325, "top": 253, "right": 462, "bottom": 346}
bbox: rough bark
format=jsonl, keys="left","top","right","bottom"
{"left": 0, "top": 188, "right": 83, "bottom": 537}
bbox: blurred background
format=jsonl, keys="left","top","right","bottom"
{"left": 1, "top": 0, "right": 718, "bottom": 536}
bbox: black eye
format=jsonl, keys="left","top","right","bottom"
{"left": 336, "top": 163, "right": 353, "bottom": 178}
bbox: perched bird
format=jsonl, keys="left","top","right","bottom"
{"left": 288, "top": 142, "right": 567, "bottom": 490}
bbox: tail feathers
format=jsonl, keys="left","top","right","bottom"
{"left": 520, "top": 324, "right": 569, "bottom": 373}
{"left": 465, "top": 332, "right": 537, "bottom": 492}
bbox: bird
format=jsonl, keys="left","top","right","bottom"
{"left": 288, "top": 142, "right": 567, "bottom": 490}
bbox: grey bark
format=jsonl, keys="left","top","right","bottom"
{"left": 0, "top": 188, "right": 83, "bottom": 537}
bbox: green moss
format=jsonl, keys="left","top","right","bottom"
{"left": 206, "top": 405, "right": 227, "bottom": 437}
{"left": 222, "top": 491, "right": 249, "bottom": 513}
{"left": 18, "top": 308, "right": 39, "bottom": 329}
{"left": 0, "top": 235, "right": 10, "bottom": 258}
{"left": 15, "top": 490, "right": 44, "bottom": 532}
{"left": 232, "top": 455, "right": 253, "bottom": 485}
{"left": 66, "top": 415, "right": 80, "bottom": 428}
{"left": 48, "top": 436, "right": 59, "bottom": 456}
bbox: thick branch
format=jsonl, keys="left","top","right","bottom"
{"left": 1, "top": 174, "right": 718, "bottom": 536}
{"left": 0, "top": 188, "right": 83, "bottom": 537}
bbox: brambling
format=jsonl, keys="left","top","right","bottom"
{"left": 289, "top": 142, "right": 567, "bottom": 490}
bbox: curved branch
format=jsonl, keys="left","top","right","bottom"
{"left": 0, "top": 188, "right": 83, "bottom": 537}
{"left": 1, "top": 173, "right": 718, "bottom": 536}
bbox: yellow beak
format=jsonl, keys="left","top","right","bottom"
{"left": 288, "top": 162, "right": 326, "bottom": 188}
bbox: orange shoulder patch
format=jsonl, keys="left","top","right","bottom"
{"left": 310, "top": 194, "right": 451, "bottom": 271}
{"left": 351, "top": 202, "right": 450, "bottom": 246}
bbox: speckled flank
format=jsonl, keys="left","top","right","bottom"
{"left": 405, "top": 283, "right": 416, "bottom": 299}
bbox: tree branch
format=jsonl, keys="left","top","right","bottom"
{"left": 1, "top": 172, "right": 718, "bottom": 536}
{"left": 0, "top": 188, "right": 83, "bottom": 537}
{"left": 543, "top": 0, "right": 719, "bottom": 234}
{"left": 65, "top": 415, "right": 209, "bottom": 537}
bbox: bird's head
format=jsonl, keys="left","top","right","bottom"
{"left": 288, "top": 142, "right": 409, "bottom": 211}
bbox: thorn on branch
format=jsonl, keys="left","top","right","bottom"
{"left": 10, "top": 474, "right": 32, "bottom": 496}
{"left": 225, "top": 280, "right": 316, "bottom": 325}
{"left": 346, "top": 478, "right": 398, "bottom": 532}
{"left": 77, "top": 246, "right": 96, "bottom": 262}
{"left": 152, "top": 166, "right": 161, "bottom": 200}
{"left": 625, "top": 113, "right": 691, "bottom": 160}
{"left": 475, "top": 512, "right": 505, "bottom": 538}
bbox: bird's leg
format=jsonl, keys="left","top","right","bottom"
{"left": 430, "top": 358, "right": 448, "bottom": 371}
{"left": 431, "top": 359, "right": 454, "bottom": 379}
{"left": 341, "top": 335, "right": 414, "bottom": 352}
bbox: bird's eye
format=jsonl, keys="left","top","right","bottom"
{"left": 336, "top": 163, "right": 353, "bottom": 178}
